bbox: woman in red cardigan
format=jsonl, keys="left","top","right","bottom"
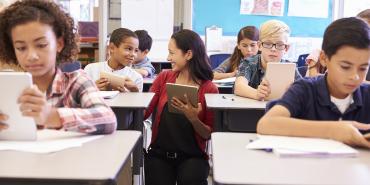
{"left": 144, "top": 29, "right": 218, "bottom": 185}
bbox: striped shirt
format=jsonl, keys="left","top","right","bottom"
{"left": 48, "top": 68, "right": 117, "bottom": 134}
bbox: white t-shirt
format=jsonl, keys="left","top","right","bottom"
{"left": 330, "top": 94, "right": 353, "bottom": 114}
{"left": 84, "top": 61, "right": 143, "bottom": 92}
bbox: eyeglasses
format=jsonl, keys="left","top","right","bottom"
{"left": 261, "top": 42, "right": 287, "bottom": 50}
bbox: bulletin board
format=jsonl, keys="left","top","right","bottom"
{"left": 192, "top": 0, "right": 333, "bottom": 37}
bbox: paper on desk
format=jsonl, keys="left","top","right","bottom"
{"left": 0, "top": 129, "right": 103, "bottom": 153}
{"left": 98, "top": 91, "right": 119, "bottom": 99}
{"left": 246, "top": 135, "right": 358, "bottom": 157}
{"left": 212, "top": 77, "right": 236, "bottom": 85}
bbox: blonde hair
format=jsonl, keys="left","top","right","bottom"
{"left": 259, "top": 20, "right": 290, "bottom": 42}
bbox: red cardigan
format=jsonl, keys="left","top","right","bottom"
{"left": 144, "top": 70, "right": 219, "bottom": 154}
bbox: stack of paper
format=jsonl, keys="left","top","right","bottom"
{"left": 0, "top": 129, "right": 103, "bottom": 153}
{"left": 246, "top": 135, "right": 358, "bottom": 158}
{"left": 212, "top": 77, "right": 236, "bottom": 85}
{"left": 98, "top": 91, "right": 119, "bottom": 99}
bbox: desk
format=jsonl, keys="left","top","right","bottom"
{"left": 205, "top": 94, "right": 266, "bottom": 132}
{"left": 151, "top": 60, "right": 171, "bottom": 74}
{"left": 0, "top": 131, "right": 141, "bottom": 185}
{"left": 212, "top": 132, "right": 370, "bottom": 185}
{"left": 106, "top": 92, "right": 154, "bottom": 185}
{"left": 143, "top": 77, "right": 155, "bottom": 92}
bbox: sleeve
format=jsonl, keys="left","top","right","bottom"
{"left": 213, "top": 58, "right": 231, "bottom": 73}
{"left": 56, "top": 75, "right": 117, "bottom": 134}
{"left": 83, "top": 63, "right": 97, "bottom": 82}
{"left": 134, "top": 73, "right": 144, "bottom": 92}
{"left": 274, "top": 80, "right": 308, "bottom": 118}
{"left": 201, "top": 82, "right": 219, "bottom": 132}
{"left": 144, "top": 71, "right": 167, "bottom": 119}
{"left": 142, "top": 61, "right": 156, "bottom": 78}
{"left": 236, "top": 60, "right": 252, "bottom": 81}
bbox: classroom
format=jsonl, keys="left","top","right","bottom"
{"left": 0, "top": 0, "right": 370, "bottom": 185}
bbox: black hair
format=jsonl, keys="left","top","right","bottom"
{"left": 110, "top": 28, "right": 137, "bottom": 47}
{"left": 134, "top": 30, "right": 152, "bottom": 51}
{"left": 322, "top": 17, "right": 370, "bottom": 59}
{"left": 171, "top": 29, "right": 213, "bottom": 83}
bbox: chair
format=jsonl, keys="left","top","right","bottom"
{"left": 297, "top": 66, "right": 308, "bottom": 77}
{"left": 209, "top": 54, "right": 231, "bottom": 70}
{"left": 296, "top": 54, "right": 309, "bottom": 67}
{"left": 60, "top": 61, "right": 81, "bottom": 72}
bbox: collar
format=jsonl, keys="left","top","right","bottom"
{"left": 317, "top": 74, "right": 363, "bottom": 108}
{"left": 48, "top": 68, "right": 65, "bottom": 97}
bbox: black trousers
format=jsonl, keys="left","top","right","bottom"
{"left": 145, "top": 150, "right": 210, "bottom": 185}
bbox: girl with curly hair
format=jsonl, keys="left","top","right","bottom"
{"left": 0, "top": 0, "right": 116, "bottom": 134}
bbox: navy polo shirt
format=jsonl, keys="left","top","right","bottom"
{"left": 275, "top": 75, "right": 370, "bottom": 126}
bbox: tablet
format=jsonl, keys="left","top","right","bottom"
{"left": 166, "top": 83, "right": 199, "bottom": 114}
{"left": 0, "top": 72, "right": 37, "bottom": 140}
{"left": 100, "top": 71, "right": 127, "bottom": 90}
{"left": 265, "top": 62, "right": 296, "bottom": 100}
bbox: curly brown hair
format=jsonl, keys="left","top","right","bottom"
{"left": 0, "top": 0, "right": 79, "bottom": 65}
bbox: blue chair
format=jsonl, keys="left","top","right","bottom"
{"left": 297, "top": 66, "right": 308, "bottom": 77}
{"left": 60, "top": 61, "right": 81, "bottom": 72}
{"left": 296, "top": 54, "right": 309, "bottom": 67}
{"left": 209, "top": 54, "right": 231, "bottom": 70}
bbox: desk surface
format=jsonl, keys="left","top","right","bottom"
{"left": 0, "top": 131, "right": 141, "bottom": 182}
{"left": 205, "top": 94, "right": 266, "bottom": 109}
{"left": 212, "top": 133, "right": 370, "bottom": 185}
{"left": 105, "top": 92, "right": 154, "bottom": 108}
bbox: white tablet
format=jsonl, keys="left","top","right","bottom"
{"left": 265, "top": 63, "right": 296, "bottom": 100}
{"left": 0, "top": 72, "right": 37, "bottom": 140}
{"left": 166, "top": 83, "right": 199, "bottom": 114}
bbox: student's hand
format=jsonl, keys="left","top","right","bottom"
{"left": 256, "top": 79, "right": 271, "bottom": 101}
{"left": 0, "top": 113, "right": 9, "bottom": 130}
{"left": 123, "top": 78, "right": 139, "bottom": 92}
{"left": 330, "top": 121, "right": 370, "bottom": 148}
{"left": 230, "top": 70, "right": 238, "bottom": 77}
{"left": 18, "top": 86, "right": 61, "bottom": 129}
{"left": 171, "top": 94, "right": 202, "bottom": 123}
{"left": 95, "top": 78, "right": 110, "bottom": 91}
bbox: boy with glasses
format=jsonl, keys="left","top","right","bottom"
{"left": 234, "top": 20, "right": 301, "bottom": 100}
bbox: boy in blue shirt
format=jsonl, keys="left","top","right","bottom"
{"left": 234, "top": 20, "right": 301, "bottom": 101}
{"left": 257, "top": 17, "right": 370, "bottom": 148}
{"left": 132, "top": 30, "right": 155, "bottom": 78}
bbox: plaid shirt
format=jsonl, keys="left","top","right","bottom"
{"left": 47, "top": 69, "right": 116, "bottom": 134}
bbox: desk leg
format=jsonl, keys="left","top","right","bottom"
{"left": 133, "top": 109, "right": 144, "bottom": 185}
{"left": 214, "top": 110, "right": 223, "bottom": 132}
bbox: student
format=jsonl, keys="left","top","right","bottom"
{"left": 213, "top": 26, "right": 259, "bottom": 80}
{"left": 132, "top": 30, "right": 155, "bottom": 78}
{"left": 257, "top": 17, "right": 370, "bottom": 148}
{"left": 357, "top": 9, "right": 370, "bottom": 24}
{"left": 357, "top": 9, "right": 370, "bottom": 83}
{"left": 144, "top": 29, "right": 218, "bottom": 185}
{"left": 234, "top": 19, "right": 302, "bottom": 100}
{"left": 0, "top": 0, "right": 116, "bottom": 134}
{"left": 300, "top": 49, "right": 326, "bottom": 77}
{"left": 84, "top": 28, "right": 143, "bottom": 92}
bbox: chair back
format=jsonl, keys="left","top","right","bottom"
{"left": 209, "top": 54, "right": 231, "bottom": 69}
{"left": 296, "top": 54, "right": 309, "bottom": 67}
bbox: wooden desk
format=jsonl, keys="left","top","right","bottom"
{"left": 205, "top": 94, "right": 266, "bottom": 132}
{"left": 105, "top": 92, "right": 154, "bottom": 185}
{"left": 212, "top": 132, "right": 370, "bottom": 185}
{"left": 0, "top": 131, "right": 141, "bottom": 185}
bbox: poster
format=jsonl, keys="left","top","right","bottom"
{"left": 240, "top": 0, "right": 284, "bottom": 16}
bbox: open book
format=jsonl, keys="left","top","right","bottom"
{"left": 246, "top": 135, "right": 358, "bottom": 158}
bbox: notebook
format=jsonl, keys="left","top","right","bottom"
{"left": 265, "top": 63, "right": 296, "bottom": 100}
{"left": 246, "top": 135, "right": 358, "bottom": 158}
{"left": 212, "top": 77, "right": 236, "bottom": 86}
{"left": 0, "top": 72, "right": 37, "bottom": 140}
{"left": 166, "top": 83, "right": 199, "bottom": 114}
